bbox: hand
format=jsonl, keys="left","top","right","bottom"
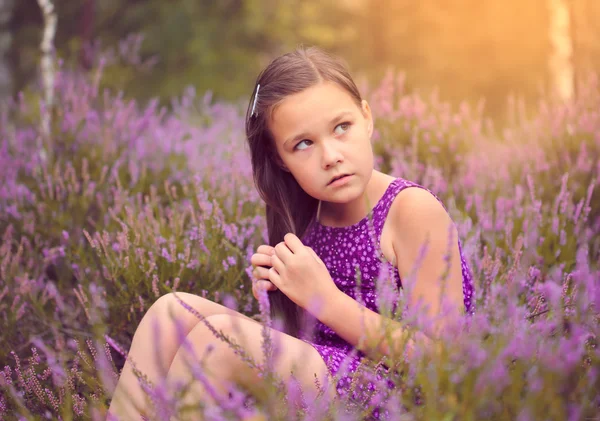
{"left": 250, "top": 245, "right": 278, "bottom": 301}
{"left": 268, "top": 233, "right": 339, "bottom": 314}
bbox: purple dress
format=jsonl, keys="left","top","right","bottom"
{"left": 299, "top": 177, "right": 476, "bottom": 401}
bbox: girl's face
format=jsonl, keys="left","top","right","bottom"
{"left": 268, "top": 81, "right": 375, "bottom": 204}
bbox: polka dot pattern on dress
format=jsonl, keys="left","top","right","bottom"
{"left": 298, "top": 177, "right": 476, "bottom": 400}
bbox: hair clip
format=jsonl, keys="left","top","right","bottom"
{"left": 251, "top": 84, "right": 260, "bottom": 118}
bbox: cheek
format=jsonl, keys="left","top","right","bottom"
{"left": 286, "top": 164, "right": 315, "bottom": 187}
{"left": 293, "top": 177, "right": 323, "bottom": 199}
{"left": 350, "top": 132, "right": 373, "bottom": 154}
{"left": 354, "top": 138, "right": 375, "bottom": 167}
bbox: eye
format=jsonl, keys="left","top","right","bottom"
{"left": 294, "top": 139, "right": 313, "bottom": 151}
{"left": 334, "top": 122, "right": 351, "bottom": 135}
{"left": 293, "top": 122, "right": 351, "bottom": 151}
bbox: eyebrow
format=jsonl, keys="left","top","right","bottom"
{"left": 283, "top": 110, "right": 354, "bottom": 147}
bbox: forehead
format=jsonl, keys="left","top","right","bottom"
{"left": 269, "top": 82, "right": 358, "bottom": 143}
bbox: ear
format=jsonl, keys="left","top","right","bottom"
{"left": 361, "top": 99, "right": 373, "bottom": 138}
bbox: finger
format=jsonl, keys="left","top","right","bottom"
{"left": 257, "top": 280, "right": 277, "bottom": 291}
{"left": 270, "top": 253, "right": 285, "bottom": 276}
{"left": 250, "top": 252, "right": 273, "bottom": 267}
{"left": 274, "top": 242, "right": 293, "bottom": 264}
{"left": 253, "top": 265, "right": 271, "bottom": 280}
{"left": 283, "top": 233, "right": 304, "bottom": 254}
{"left": 268, "top": 266, "right": 281, "bottom": 287}
{"left": 252, "top": 279, "right": 277, "bottom": 301}
{"left": 257, "top": 245, "right": 276, "bottom": 255}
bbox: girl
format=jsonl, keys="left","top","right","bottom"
{"left": 108, "top": 46, "right": 475, "bottom": 420}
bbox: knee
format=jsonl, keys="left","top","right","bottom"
{"left": 150, "top": 292, "right": 188, "bottom": 317}
{"left": 144, "top": 293, "right": 173, "bottom": 321}
{"left": 144, "top": 292, "right": 201, "bottom": 333}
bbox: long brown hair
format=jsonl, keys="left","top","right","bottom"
{"left": 245, "top": 45, "right": 363, "bottom": 337}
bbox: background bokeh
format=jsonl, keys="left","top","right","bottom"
{"left": 1, "top": 1, "right": 599, "bottom": 419}
{"left": 5, "top": 0, "right": 600, "bottom": 119}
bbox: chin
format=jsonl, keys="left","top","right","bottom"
{"left": 327, "top": 187, "right": 364, "bottom": 203}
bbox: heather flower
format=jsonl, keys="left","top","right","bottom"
{"left": 0, "top": 51, "right": 598, "bottom": 420}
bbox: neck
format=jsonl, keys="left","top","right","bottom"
{"left": 318, "top": 170, "right": 385, "bottom": 227}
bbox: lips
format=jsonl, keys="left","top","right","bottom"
{"left": 328, "top": 173, "right": 352, "bottom": 185}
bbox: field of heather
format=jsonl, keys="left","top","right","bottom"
{"left": 0, "top": 65, "right": 599, "bottom": 420}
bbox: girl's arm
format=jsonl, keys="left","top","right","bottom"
{"left": 318, "top": 187, "right": 465, "bottom": 361}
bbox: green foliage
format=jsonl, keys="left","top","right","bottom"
{"left": 10, "top": 0, "right": 600, "bottom": 116}
{"left": 1, "top": 58, "right": 599, "bottom": 419}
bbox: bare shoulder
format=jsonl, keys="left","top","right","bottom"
{"left": 388, "top": 185, "right": 454, "bottom": 243}
{"left": 391, "top": 186, "right": 448, "bottom": 221}
{"left": 379, "top": 181, "right": 454, "bottom": 266}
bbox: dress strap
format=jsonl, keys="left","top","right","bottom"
{"left": 372, "top": 178, "right": 448, "bottom": 245}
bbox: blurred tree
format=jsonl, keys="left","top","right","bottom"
{"left": 571, "top": 0, "right": 600, "bottom": 88}
{"left": 78, "top": 0, "right": 95, "bottom": 70}
{"left": 7, "top": 0, "right": 600, "bottom": 116}
{"left": 11, "top": 0, "right": 42, "bottom": 95}
{"left": 0, "top": 0, "right": 15, "bottom": 100}
{"left": 548, "top": 0, "right": 574, "bottom": 101}
{"left": 36, "top": 0, "right": 57, "bottom": 140}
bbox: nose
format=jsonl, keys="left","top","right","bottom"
{"left": 321, "top": 141, "right": 344, "bottom": 169}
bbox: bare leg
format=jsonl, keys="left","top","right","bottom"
{"left": 164, "top": 314, "right": 333, "bottom": 421}
{"left": 107, "top": 292, "right": 258, "bottom": 420}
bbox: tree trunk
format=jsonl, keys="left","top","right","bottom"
{"left": 570, "top": 0, "right": 597, "bottom": 90}
{"left": 547, "top": 0, "right": 574, "bottom": 101}
{"left": 79, "top": 0, "right": 95, "bottom": 69}
{"left": 36, "top": 0, "right": 56, "bottom": 160}
{"left": 0, "top": 0, "right": 15, "bottom": 101}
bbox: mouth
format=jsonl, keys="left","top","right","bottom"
{"left": 328, "top": 173, "right": 353, "bottom": 185}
